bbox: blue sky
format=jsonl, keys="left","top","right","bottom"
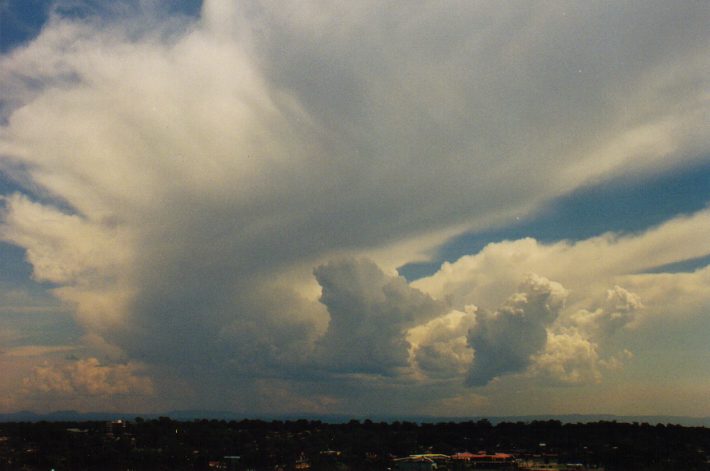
{"left": 0, "top": 0, "right": 52, "bottom": 52}
{"left": 401, "top": 159, "right": 710, "bottom": 279}
{"left": 1, "top": 0, "right": 203, "bottom": 53}
{"left": 1, "top": 0, "right": 709, "bottom": 417}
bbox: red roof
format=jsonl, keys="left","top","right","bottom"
{"left": 451, "top": 452, "right": 513, "bottom": 461}
{"left": 451, "top": 452, "right": 477, "bottom": 459}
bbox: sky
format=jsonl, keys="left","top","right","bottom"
{"left": 0, "top": 0, "right": 709, "bottom": 418}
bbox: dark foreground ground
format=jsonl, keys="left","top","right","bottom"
{"left": 1, "top": 417, "right": 709, "bottom": 470}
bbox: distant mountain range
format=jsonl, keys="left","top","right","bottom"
{"left": 1, "top": 410, "right": 709, "bottom": 427}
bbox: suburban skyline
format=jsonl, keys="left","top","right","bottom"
{"left": 1, "top": 0, "right": 709, "bottom": 418}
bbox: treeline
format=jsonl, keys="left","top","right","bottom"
{"left": 1, "top": 417, "right": 709, "bottom": 470}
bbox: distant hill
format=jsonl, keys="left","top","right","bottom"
{"left": 1, "top": 410, "right": 708, "bottom": 427}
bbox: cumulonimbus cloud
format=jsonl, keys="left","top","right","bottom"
{"left": 1, "top": 0, "right": 708, "bottom": 412}
{"left": 466, "top": 274, "right": 567, "bottom": 386}
{"left": 313, "top": 257, "right": 446, "bottom": 376}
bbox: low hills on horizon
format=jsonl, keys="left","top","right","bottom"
{"left": 1, "top": 410, "right": 709, "bottom": 427}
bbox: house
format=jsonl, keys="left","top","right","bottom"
{"left": 450, "top": 452, "right": 518, "bottom": 470}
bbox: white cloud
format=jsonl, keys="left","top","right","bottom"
{"left": 0, "top": 195, "right": 132, "bottom": 285}
{"left": 22, "top": 357, "right": 154, "bottom": 396}
{"left": 408, "top": 308, "right": 476, "bottom": 380}
{"left": 1, "top": 194, "right": 135, "bottom": 335}
{"left": 531, "top": 330, "right": 603, "bottom": 384}
{"left": 569, "top": 286, "right": 644, "bottom": 336}
{"left": 413, "top": 208, "right": 710, "bottom": 311}
{"left": 409, "top": 208, "right": 710, "bottom": 389}
{"left": 466, "top": 274, "right": 567, "bottom": 386}
{"left": 527, "top": 330, "right": 615, "bottom": 385}
{"left": 313, "top": 258, "right": 445, "bottom": 376}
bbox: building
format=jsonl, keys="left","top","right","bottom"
{"left": 450, "top": 452, "right": 518, "bottom": 470}
{"left": 394, "top": 454, "right": 452, "bottom": 470}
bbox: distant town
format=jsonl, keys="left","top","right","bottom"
{"left": 1, "top": 417, "right": 709, "bottom": 470}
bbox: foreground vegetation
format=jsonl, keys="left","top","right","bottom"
{"left": 1, "top": 417, "right": 708, "bottom": 470}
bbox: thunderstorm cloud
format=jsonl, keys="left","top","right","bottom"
{"left": 0, "top": 0, "right": 709, "bottom": 416}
